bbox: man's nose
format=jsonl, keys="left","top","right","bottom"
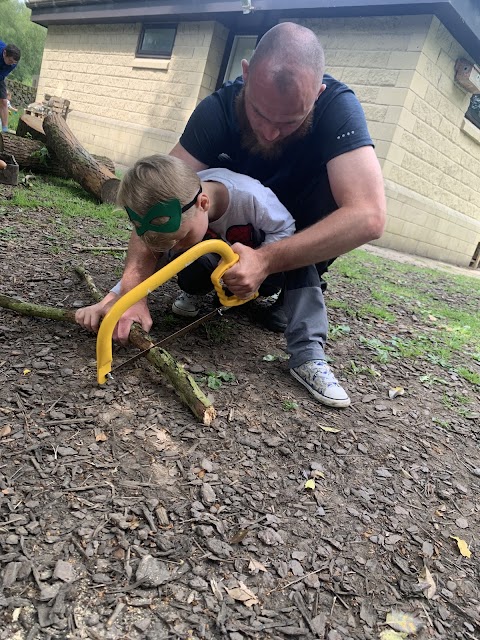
{"left": 260, "top": 123, "right": 281, "bottom": 142}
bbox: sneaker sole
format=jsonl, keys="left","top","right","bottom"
{"left": 290, "top": 369, "right": 351, "bottom": 408}
{"left": 171, "top": 303, "right": 199, "bottom": 318}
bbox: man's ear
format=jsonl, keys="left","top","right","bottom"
{"left": 241, "top": 59, "right": 249, "bottom": 83}
{"left": 317, "top": 83, "right": 327, "bottom": 99}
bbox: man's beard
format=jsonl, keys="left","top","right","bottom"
{"left": 235, "top": 87, "right": 314, "bottom": 160}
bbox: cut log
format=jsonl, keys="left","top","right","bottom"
{"left": 16, "top": 114, "right": 47, "bottom": 143}
{"left": 43, "top": 113, "right": 120, "bottom": 203}
{"left": 0, "top": 131, "right": 116, "bottom": 176}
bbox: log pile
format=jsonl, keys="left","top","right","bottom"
{"left": 0, "top": 113, "right": 120, "bottom": 203}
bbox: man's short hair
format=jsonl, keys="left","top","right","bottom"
{"left": 5, "top": 45, "right": 21, "bottom": 62}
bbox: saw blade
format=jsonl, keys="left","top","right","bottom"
{"left": 108, "top": 306, "right": 228, "bottom": 376}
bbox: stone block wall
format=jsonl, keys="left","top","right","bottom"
{"left": 301, "top": 15, "right": 480, "bottom": 267}
{"left": 6, "top": 79, "right": 36, "bottom": 108}
{"left": 36, "top": 21, "right": 228, "bottom": 166}
{"left": 34, "top": 13, "right": 480, "bottom": 266}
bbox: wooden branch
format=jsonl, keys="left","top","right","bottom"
{"left": 0, "top": 281, "right": 216, "bottom": 425}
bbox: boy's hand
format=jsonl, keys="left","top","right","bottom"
{"left": 75, "top": 294, "right": 119, "bottom": 333}
{"left": 114, "top": 300, "right": 153, "bottom": 345}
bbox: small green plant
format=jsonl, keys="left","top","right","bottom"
{"left": 359, "top": 336, "right": 396, "bottom": 363}
{"left": 419, "top": 374, "right": 451, "bottom": 387}
{"left": 432, "top": 417, "right": 451, "bottom": 430}
{"left": 31, "top": 145, "right": 50, "bottom": 167}
{"left": 203, "top": 319, "right": 232, "bottom": 344}
{"left": 329, "top": 324, "right": 351, "bottom": 340}
{"left": 282, "top": 400, "right": 298, "bottom": 411}
{"left": 205, "top": 371, "right": 236, "bottom": 390}
{"left": 263, "top": 353, "right": 288, "bottom": 362}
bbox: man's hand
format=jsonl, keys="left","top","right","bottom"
{"left": 222, "top": 243, "right": 270, "bottom": 298}
{"left": 113, "top": 299, "right": 153, "bottom": 345}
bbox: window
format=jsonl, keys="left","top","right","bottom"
{"left": 466, "top": 94, "right": 480, "bottom": 130}
{"left": 223, "top": 35, "right": 258, "bottom": 83}
{"left": 136, "top": 24, "right": 177, "bottom": 59}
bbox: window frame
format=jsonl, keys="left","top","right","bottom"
{"left": 135, "top": 23, "right": 177, "bottom": 60}
{"left": 466, "top": 94, "right": 480, "bottom": 130}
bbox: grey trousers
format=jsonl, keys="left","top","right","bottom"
{"left": 284, "top": 266, "right": 328, "bottom": 369}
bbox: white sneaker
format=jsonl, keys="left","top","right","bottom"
{"left": 290, "top": 360, "right": 351, "bottom": 408}
{"left": 172, "top": 292, "right": 202, "bottom": 317}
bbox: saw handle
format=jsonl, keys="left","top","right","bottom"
{"left": 96, "top": 239, "right": 257, "bottom": 384}
{"left": 211, "top": 251, "right": 255, "bottom": 307}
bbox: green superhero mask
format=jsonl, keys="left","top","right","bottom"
{"left": 126, "top": 187, "right": 202, "bottom": 236}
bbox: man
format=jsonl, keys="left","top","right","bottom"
{"left": 0, "top": 42, "right": 21, "bottom": 133}
{"left": 109, "top": 22, "right": 386, "bottom": 407}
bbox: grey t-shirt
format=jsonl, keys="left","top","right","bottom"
{"left": 199, "top": 168, "right": 295, "bottom": 246}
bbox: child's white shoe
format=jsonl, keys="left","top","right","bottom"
{"left": 172, "top": 292, "right": 202, "bottom": 317}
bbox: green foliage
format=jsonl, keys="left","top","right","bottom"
{"left": 30, "top": 145, "right": 50, "bottom": 166}
{"left": 2, "top": 0, "right": 47, "bottom": 85}
{"left": 282, "top": 400, "right": 298, "bottom": 411}
{"left": 205, "top": 371, "right": 236, "bottom": 390}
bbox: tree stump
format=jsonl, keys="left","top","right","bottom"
{"left": 16, "top": 114, "right": 47, "bottom": 143}
{"left": 42, "top": 113, "right": 120, "bottom": 203}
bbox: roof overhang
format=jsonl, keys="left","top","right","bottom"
{"left": 26, "top": 0, "right": 480, "bottom": 63}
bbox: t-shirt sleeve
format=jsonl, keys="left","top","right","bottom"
{"left": 179, "top": 94, "right": 230, "bottom": 167}
{"left": 319, "top": 89, "right": 374, "bottom": 165}
{"left": 255, "top": 189, "right": 296, "bottom": 245}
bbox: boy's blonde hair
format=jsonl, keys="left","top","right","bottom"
{"left": 117, "top": 154, "right": 201, "bottom": 251}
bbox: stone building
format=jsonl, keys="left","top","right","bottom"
{"left": 26, "top": 0, "right": 480, "bottom": 267}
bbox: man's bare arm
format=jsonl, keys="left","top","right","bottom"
{"left": 223, "top": 146, "right": 386, "bottom": 296}
{"left": 169, "top": 142, "right": 209, "bottom": 171}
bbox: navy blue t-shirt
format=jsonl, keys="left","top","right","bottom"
{"left": 0, "top": 41, "right": 17, "bottom": 81}
{"left": 180, "top": 75, "right": 373, "bottom": 231}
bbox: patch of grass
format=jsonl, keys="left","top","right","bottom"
{"left": 358, "top": 303, "right": 396, "bottom": 323}
{"left": 11, "top": 174, "right": 129, "bottom": 241}
{"left": 334, "top": 250, "right": 480, "bottom": 377}
{"left": 455, "top": 367, "right": 480, "bottom": 386}
{"left": 432, "top": 416, "right": 451, "bottom": 430}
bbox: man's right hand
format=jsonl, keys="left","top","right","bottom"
{"left": 113, "top": 299, "right": 153, "bottom": 344}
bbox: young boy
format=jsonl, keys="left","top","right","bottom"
{"left": 6, "top": 91, "right": 17, "bottom": 114}
{"left": 76, "top": 155, "right": 350, "bottom": 408}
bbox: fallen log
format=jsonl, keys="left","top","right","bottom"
{"left": 0, "top": 131, "right": 115, "bottom": 176}
{"left": 43, "top": 113, "right": 120, "bottom": 203}
{"left": 0, "top": 270, "right": 216, "bottom": 425}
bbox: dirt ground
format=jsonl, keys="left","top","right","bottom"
{"left": 1, "top": 190, "right": 479, "bottom": 640}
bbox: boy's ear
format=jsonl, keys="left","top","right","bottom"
{"left": 199, "top": 191, "right": 210, "bottom": 213}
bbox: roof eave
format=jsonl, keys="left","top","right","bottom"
{"left": 27, "top": 0, "right": 480, "bottom": 64}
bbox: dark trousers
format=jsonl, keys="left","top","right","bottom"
{"left": 178, "top": 253, "right": 284, "bottom": 297}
